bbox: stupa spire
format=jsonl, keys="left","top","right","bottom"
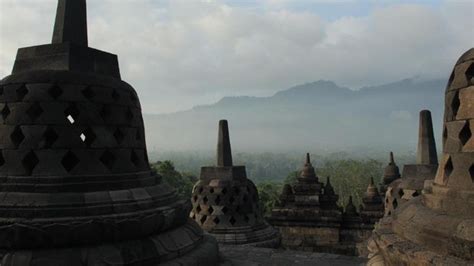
{"left": 306, "top": 153, "right": 311, "bottom": 164}
{"left": 416, "top": 110, "right": 438, "bottom": 165}
{"left": 52, "top": 0, "right": 88, "bottom": 46}
{"left": 217, "top": 120, "right": 233, "bottom": 167}
{"left": 390, "top": 152, "right": 395, "bottom": 164}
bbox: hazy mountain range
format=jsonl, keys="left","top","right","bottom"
{"left": 143, "top": 78, "right": 447, "bottom": 155}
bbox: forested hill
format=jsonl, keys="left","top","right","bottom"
{"left": 143, "top": 78, "right": 446, "bottom": 154}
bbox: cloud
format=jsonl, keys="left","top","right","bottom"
{"left": 0, "top": 0, "right": 472, "bottom": 113}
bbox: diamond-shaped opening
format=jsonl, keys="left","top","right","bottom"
{"left": 200, "top": 215, "right": 207, "bottom": 224}
{"left": 210, "top": 188, "right": 214, "bottom": 194}
{"left": 82, "top": 86, "right": 95, "bottom": 99}
{"left": 26, "top": 102, "right": 43, "bottom": 122}
{"left": 114, "top": 128, "right": 125, "bottom": 144}
{"left": 61, "top": 151, "right": 79, "bottom": 172}
{"left": 22, "top": 151, "right": 39, "bottom": 175}
{"left": 203, "top": 196, "right": 209, "bottom": 204}
{"left": 229, "top": 216, "right": 236, "bottom": 226}
{"left": 412, "top": 191, "right": 420, "bottom": 197}
{"left": 443, "top": 126, "right": 448, "bottom": 148}
{"left": 48, "top": 84, "right": 63, "bottom": 99}
{"left": 100, "top": 105, "right": 110, "bottom": 121}
{"left": 385, "top": 197, "right": 389, "bottom": 204}
{"left": 446, "top": 70, "right": 455, "bottom": 90}
{"left": 198, "top": 187, "right": 204, "bottom": 194}
{"left": 191, "top": 214, "right": 196, "bottom": 220}
{"left": 130, "top": 150, "right": 139, "bottom": 167}
{"left": 0, "top": 150, "right": 4, "bottom": 166}
{"left": 393, "top": 198, "right": 398, "bottom": 209}
{"left": 215, "top": 195, "right": 221, "bottom": 205}
{"left": 451, "top": 91, "right": 460, "bottom": 117}
{"left": 466, "top": 63, "right": 474, "bottom": 81}
{"left": 10, "top": 126, "right": 25, "bottom": 148}
{"left": 43, "top": 126, "right": 58, "bottom": 148}
{"left": 213, "top": 217, "right": 220, "bottom": 225}
{"left": 459, "top": 121, "right": 471, "bottom": 146}
{"left": 1, "top": 104, "right": 10, "bottom": 120}
{"left": 208, "top": 206, "right": 214, "bottom": 214}
{"left": 16, "top": 84, "right": 28, "bottom": 100}
{"left": 222, "top": 188, "right": 227, "bottom": 195}
{"left": 193, "top": 195, "right": 198, "bottom": 202}
{"left": 398, "top": 189, "right": 404, "bottom": 198}
{"left": 126, "top": 107, "right": 134, "bottom": 121}
{"left": 112, "top": 89, "right": 120, "bottom": 101}
{"left": 80, "top": 127, "right": 97, "bottom": 147}
{"left": 222, "top": 206, "right": 228, "bottom": 214}
{"left": 388, "top": 211, "right": 392, "bottom": 216}
{"left": 445, "top": 157, "right": 454, "bottom": 179}
{"left": 469, "top": 164, "right": 474, "bottom": 182}
{"left": 100, "top": 150, "right": 116, "bottom": 171}
{"left": 64, "top": 104, "right": 80, "bottom": 124}
{"left": 196, "top": 205, "right": 202, "bottom": 214}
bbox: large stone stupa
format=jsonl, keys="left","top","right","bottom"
{"left": 0, "top": 1, "right": 219, "bottom": 265}
{"left": 368, "top": 48, "right": 474, "bottom": 265}
{"left": 189, "top": 120, "right": 281, "bottom": 247}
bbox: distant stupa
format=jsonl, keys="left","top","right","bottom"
{"left": 189, "top": 120, "right": 281, "bottom": 247}
{"left": 0, "top": 0, "right": 219, "bottom": 265}
{"left": 384, "top": 109, "right": 439, "bottom": 216}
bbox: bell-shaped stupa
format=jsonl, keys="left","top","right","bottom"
{"left": 189, "top": 120, "right": 280, "bottom": 247}
{"left": 0, "top": 1, "right": 219, "bottom": 265}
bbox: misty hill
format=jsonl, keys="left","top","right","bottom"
{"left": 143, "top": 78, "right": 446, "bottom": 154}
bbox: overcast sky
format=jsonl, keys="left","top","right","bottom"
{"left": 0, "top": 0, "right": 472, "bottom": 113}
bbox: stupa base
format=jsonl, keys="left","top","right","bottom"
{"left": 1, "top": 221, "right": 220, "bottom": 266}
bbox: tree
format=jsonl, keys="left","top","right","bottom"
{"left": 256, "top": 181, "right": 282, "bottom": 216}
{"left": 153, "top": 160, "right": 194, "bottom": 199}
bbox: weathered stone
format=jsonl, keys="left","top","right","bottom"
{"left": 189, "top": 120, "right": 280, "bottom": 247}
{"left": 369, "top": 48, "right": 474, "bottom": 265}
{"left": 0, "top": 1, "right": 219, "bottom": 265}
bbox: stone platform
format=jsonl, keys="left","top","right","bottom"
{"left": 219, "top": 246, "right": 367, "bottom": 266}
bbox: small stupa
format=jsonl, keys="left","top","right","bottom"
{"left": 189, "top": 120, "right": 280, "bottom": 247}
{"left": 384, "top": 110, "right": 439, "bottom": 216}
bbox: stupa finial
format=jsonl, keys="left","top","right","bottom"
{"left": 217, "top": 120, "right": 233, "bottom": 167}
{"left": 52, "top": 0, "right": 88, "bottom": 46}
{"left": 390, "top": 152, "right": 395, "bottom": 164}
{"left": 417, "top": 110, "right": 438, "bottom": 165}
{"left": 306, "top": 153, "right": 311, "bottom": 164}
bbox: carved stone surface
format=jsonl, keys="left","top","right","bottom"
{"left": 269, "top": 154, "right": 383, "bottom": 256}
{"left": 189, "top": 120, "right": 280, "bottom": 247}
{"left": 369, "top": 48, "right": 474, "bottom": 265}
{"left": 0, "top": 1, "right": 219, "bottom": 265}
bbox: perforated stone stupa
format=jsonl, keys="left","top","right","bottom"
{"left": 189, "top": 120, "right": 280, "bottom": 247}
{"left": 369, "top": 48, "right": 474, "bottom": 265}
{"left": 0, "top": 0, "right": 219, "bottom": 265}
{"left": 384, "top": 109, "right": 439, "bottom": 216}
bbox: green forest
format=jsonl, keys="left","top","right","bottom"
{"left": 150, "top": 151, "right": 415, "bottom": 216}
